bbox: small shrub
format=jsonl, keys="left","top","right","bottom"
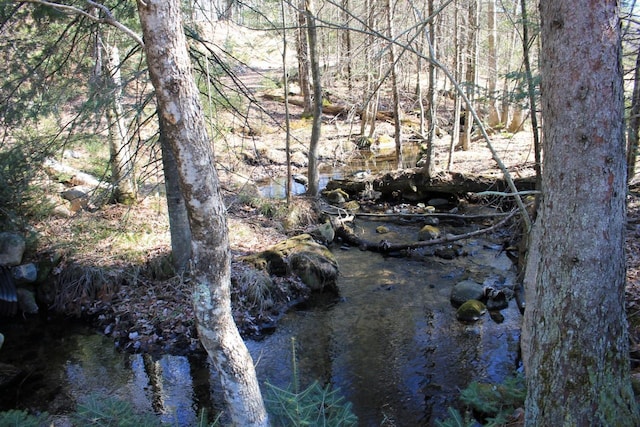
{"left": 73, "top": 395, "right": 160, "bottom": 427}
{"left": 0, "top": 409, "right": 49, "bottom": 427}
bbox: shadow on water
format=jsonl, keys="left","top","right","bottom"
{"left": 0, "top": 222, "right": 521, "bottom": 426}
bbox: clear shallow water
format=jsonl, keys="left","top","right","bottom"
{"left": 247, "top": 219, "right": 521, "bottom": 426}
{"left": 0, "top": 220, "right": 521, "bottom": 426}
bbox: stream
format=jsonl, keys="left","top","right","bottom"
{"left": 0, "top": 216, "right": 521, "bottom": 426}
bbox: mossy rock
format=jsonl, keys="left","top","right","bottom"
{"left": 324, "top": 188, "right": 349, "bottom": 204}
{"left": 240, "top": 234, "right": 339, "bottom": 292}
{"left": 342, "top": 200, "right": 360, "bottom": 212}
{"left": 456, "top": 299, "right": 487, "bottom": 322}
{"left": 376, "top": 225, "right": 389, "bottom": 234}
{"left": 418, "top": 225, "right": 440, "bottom": 241}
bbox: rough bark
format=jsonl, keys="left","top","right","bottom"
{"left": 136, "top": 1, "right": 269, "bottom": 425}
{"left": 521, "top": 1, "right": 639, "bottom": 424}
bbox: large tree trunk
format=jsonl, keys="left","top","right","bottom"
{"left": 521, "top": 0, "right": 639, "bottom": 424}
{"left": 136, "top": 1, "right": 269, "bottom": 425}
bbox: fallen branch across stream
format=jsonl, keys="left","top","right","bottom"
{"left": 335, "top": 209, "right": 520, "bottom": 254}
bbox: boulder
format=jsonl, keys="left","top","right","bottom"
{"left": 241, "top": 234, "right": 339, "bottom": 293}
{"left": 450, "top": 279, "right": 485, "bottom": 307}
{"left": 0, "top": 232, "right": 26, "bottom": 267}
{"left": 324, "top": 188, "right": 349, "bottom": 204}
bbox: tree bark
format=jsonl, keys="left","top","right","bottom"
{"left": 297, "top": 0, "right": 313, "bottom": 115}
{"left": 159, "top": 114, "right": 192, "bottom": 273}
{"left": 521, "top": 0, "right": 639, "bottom": 424}
{"left": 627, "top": 47, "right": 640, "bottom": 182}
{"left": 486, "top": 0, "right": 500, "bottom": 127}
{"left": 306, "top": 0, "right": 322, "bottom": 196}
{"left": 385, "top": 0, "right": 403, "bottom": 169}
{"left": 136, "top": 1, "right": 269, "bottom": 425}
{"left": 103, "top": 44, "right": 138, "bottom": 205}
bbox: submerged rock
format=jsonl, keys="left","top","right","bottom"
{"left": 456, "top": 299, "right": 487, "bottom": 322}
{"left": 450, "top": 279, "right": 485, "bottom": 307}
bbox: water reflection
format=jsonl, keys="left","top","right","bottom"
{"left": 247, "top": 219, "right": 521, "bottom": 426}
{"left": 0, "top": 318, "right": 216, "bottom": 425}
{"left": 0, "top": 219, "right": 521, "bottom": 426}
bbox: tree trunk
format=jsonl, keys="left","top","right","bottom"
{"left": 306, "top": 0, "right": 322, "bottom": 196}
{"left": 521, "top": 0, "right": 639, "bottom": 424}
{"left": 486, "top": 0, "right": 500, "bottom": 127}
{"left": 104, "top": 44, "right": 138, "bottom": 205}
{"left": 159, "top": 114, "right": 192, "bottom": 273}
{"left": 422, "top": 0, "right": 437, "bottom": 178}
{"left": 627, "top": 47, "right": 640, "bottom": 182}
{"left": 385, "top": 0, "right": 403, "bottom": 169}
{"left": 136, "top": 1, "right": 269, "bottom": 425}
{"left": 297, "top": 0, "right": 313, "bottom": 116}
{"left": 460, "top": 0, "right": 478, "bottom": 151}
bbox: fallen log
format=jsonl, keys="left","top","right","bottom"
{"left": 335, "top": 209, "right": 519, "bottom": 254}
{"left": 325, "top": 170, "right": 537, "bottom": 202}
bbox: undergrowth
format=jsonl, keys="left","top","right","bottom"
{"left": 436, "top": 373, "right": 526, "bottom": 427}
{"left": 264, "top": 337, "right": 358, "bottom": 427}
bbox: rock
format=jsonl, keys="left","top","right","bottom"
{"left": 434, "top": 246, "right": 459, "bottom": 259}
{"left": 485, "top": 287, "right": 509, "bottom": 311}
{"left": 376, "top": 225, "right": 389, "bottom": 234}
{"left": 324, "top": 188, "right": 349, "bottom": 204}
{"left": 292, "top": 174, "right": 308, "bottom": 186}
{"left": 423, "top": 216, "right": 439, "bottom": 226}
{"left": 427, "top": 198, "right": 449, "bottom": 207}
{"left": 61, "top": 186, "right": 90, "bottom": 212}
{"left": 16, "top": 288, "right": 38, "bottom": 314}
{"left": 241, "top": 234, "right": 339, "bottom": 293}
{"left": 451, "top": 279, "right": 485, "bottom": 307}
{"left": 0, "top": 232, "right": 26, "bottom": 267}
{"left": 342, "top": 200, "right": 360, "bottom": 212}
{"left": 418, "top": 225, "right": 440, "bottom": 241}
{"left": 11, "top": 263, "right": 37, "bottom": 284}
{"left": 456, "top": 299, "right": 487, "bottom": 322}
{"left": 309, "top": 222, "right": 335, "bottom": 245}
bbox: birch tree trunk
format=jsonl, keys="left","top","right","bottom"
{"left": 521, "top": 0, "right": 639, "bottom": 424}
{"left": 136, "top": 1, "right": 269, "bottom": 425}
